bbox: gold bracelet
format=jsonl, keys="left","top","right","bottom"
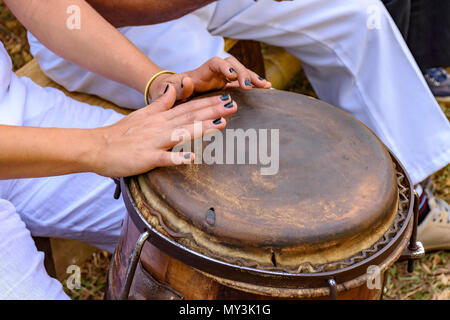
{"left": 144, "top": 70, "right": 176, "bottom": 105}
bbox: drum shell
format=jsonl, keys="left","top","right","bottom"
{"left": 106, "top": 211, "right": 412, "bottom": 300}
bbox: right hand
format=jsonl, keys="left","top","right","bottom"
{"left": 90, "top": 85, "right": 237, "bottom": 177}
{"left": 149, "top": 57, "right": 271, "bottom": 101}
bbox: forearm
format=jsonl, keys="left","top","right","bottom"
{"left": 86, "top": 0, "right": 216, "bottom": 27}
{"left": 5, "top": 0, "right": 161, "bottom": 94}
{"left": 0, "top": 125, "right": 99, "bottom": 179}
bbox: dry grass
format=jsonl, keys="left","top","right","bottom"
{"left": 63, "top": 251, "right": 111, "bottom": 300}
{"left": 0, "top": 1, "right": 32, "bottom": 71}
{"left": 0, "top": 2, "right": 448, "bottom": 300}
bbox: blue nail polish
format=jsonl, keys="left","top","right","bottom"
{"left": 220, "top": 94, "right": 230, "bottom": 101}
{"left": 213, "top": 118, "right": 222, "bottom": 125}
{"left": 245, "top": 79, "right": 252, "bottom": 87}
{"left": 229, "top": 68, "right": 236, "bottom": 74}
{"left": 224, "top": 101, "right": 234, "bottom": 108}
{"left": 184, "top": 153, "right": 191, "bottom": 159}
{"left": 163, "top": 84, "right": 169, "bottom": 93}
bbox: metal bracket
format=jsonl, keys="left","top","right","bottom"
{"left": 398, "top": 192, "right": 425, "bottom": 272}
{"left": 327, "top": 278, "right": 338, "bottom": 300}
{"left": 113, "top": 178, "right": 122, "bottom": 199}
{"left": 119, "top": 230, "right": 150, "bottom": 300}
{"left": 400, "top": 241, "right": 425, "bottom": 261}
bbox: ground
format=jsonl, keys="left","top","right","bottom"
{"left": 0, "top": 1, "right": 448, "bottom": 300}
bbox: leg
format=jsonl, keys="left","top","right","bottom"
{"left": 207, "top": 0, "right": 450, "bottom": 184}
{"left": 27, "top": 4, "right": 226, "bottom": 110}
{"left": 0, "top": 199, "right": 69, "bottom": 299}
{"left": 407, "top": 0, "right": 450, "bottom": 70}
{"left": 381, "top": 0, "right": 411, "bottom": 39}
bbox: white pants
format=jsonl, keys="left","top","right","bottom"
{"left": 29, "top": 0, "right": 450, "bottom": 185}
{"left": 0, "top": 74, "right": 125, "bottom": 299}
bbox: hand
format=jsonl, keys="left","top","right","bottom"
{"left": 149, "top": 56, "right": 271, "bottom": 101}
{"left": 91, "top": 85, "right": 237, "bottom": 177}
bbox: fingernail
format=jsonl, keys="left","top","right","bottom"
{"left": 183, "top": 153, "right": 191, "bottom": 159}
{"left": 220, "top": 94, "right": 230, "bottom": 101}
{"left": 229, "top": 68, "right": 236, "bottom": 74}
{"left": 213, "top": 118, "right": 222, "bottom": 125}
{"left": 258, "top": 76, "right": 265, "bottom": 81}
{"left": 245, "top": 78, "right": 252, "bottom": 87}
{"left": 224, "top": 101, "right": 234, "bottom": 109}
{"left": 163, "top": 84, "right": 169, "bottom": 94}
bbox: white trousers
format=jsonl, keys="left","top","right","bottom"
{"left": 0, "top": 75, "right": 125, "bottom": 299}
{"left": 28, "top": 0, "right": 450, "bottom": 185}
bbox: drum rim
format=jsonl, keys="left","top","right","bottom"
{"left": 121, "top": 150, "right": 414, "bottom": 289}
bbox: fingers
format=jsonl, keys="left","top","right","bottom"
{"left": 161, "top": 118, "right": 227, "bottom": 148}
{"left": 150, "top": 74, "right": 194, "bottom": 101}
{"left": 164, "top": 93, "right": 233, "bottom": 120}
{"left": 169, "top": 98, "right": 236, "bottom": 128}
{"left": 145, "top": 84, "right": 177, "bottom": 113}
{"left": 179, "top": 76, "right": 195, "bottom": 100}
{"left": 248, "top": 70, "right": 272, "bottom": 89}
{"left": 223, "top": 70, "right": 271, "bottom": 89}
{"left": 207, "top": 57, "right": 239, "bottom": 84}
{"left": 224, "top": 56, "right": 253, "bottom": 90}
{"left": 155, "top": 151, "right": 195, "bottom": 167}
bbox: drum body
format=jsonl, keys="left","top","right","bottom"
{"left": 106, "top": 89, "right": 419, "bottom": 300}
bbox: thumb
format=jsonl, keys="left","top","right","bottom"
{"left": 146, "top": 84, "right": 177, "bottom": 113}
{"left": 178, "top": 76, "right": 195, "bottom": 100}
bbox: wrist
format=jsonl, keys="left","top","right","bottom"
{"left": 147, "top": 71, "right": 176, "bottom": 102}
{"left": 78, "top": 127, "right": 109, "bottom": 175}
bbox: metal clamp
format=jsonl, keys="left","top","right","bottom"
{"left": 399, "top": 192, "right": 425, "bottom": 272}
{"left": 327, "top": 278, "right": 338, "bottom": 300}
{"left": 113, "top": 178, "right": 122, "bottom": 199}
{"left": 119, "top": 230, "right": 150, "bottom": 300}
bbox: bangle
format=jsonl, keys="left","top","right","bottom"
{"left": 144, "top": 70, "right": 176, "bottom": 105}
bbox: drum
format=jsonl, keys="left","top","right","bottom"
{"left": 106, "top": 89, "right": 424, "bottom": 300}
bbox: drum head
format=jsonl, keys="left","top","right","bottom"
{"left": 132, "top": 89, "right": 398, "bottom": 270}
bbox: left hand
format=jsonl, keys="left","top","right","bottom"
{"left": 149, "top": 56, "right": 272, "bottom": 101}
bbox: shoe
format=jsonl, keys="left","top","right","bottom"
{"left": 417, "top": 180, "right": 450, "bottom": 251}
{"left": 424, "top": 68, "right": 450, "bottom": 103}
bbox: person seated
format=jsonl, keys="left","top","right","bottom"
{"left": 28, "top": 0, "right": 450, "bottom": 251}
{"left": 0, "top": 0, "right": 269, "bottom": 299}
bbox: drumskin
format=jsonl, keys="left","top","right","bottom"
{"left": 130, "top": 89, "right": 401, "bottom": 270}
{"left": 132, "top": 175, "right": 398, "bottom": 270}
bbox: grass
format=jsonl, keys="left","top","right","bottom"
{"left": 1, "top": 2, "right": 448, "bottom": 300}
{"left": 63, "top": 251, "right": 111, "bottom": 300}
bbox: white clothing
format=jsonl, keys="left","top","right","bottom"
{"left": 0, "top": 42, "right": 125, "bottom": 299}
{"left": 28, "top": 0, "right": 450, "bottom": 185}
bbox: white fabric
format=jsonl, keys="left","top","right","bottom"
{"left": 0, "top": 42, "right": 126, "bottom": 299}
{"left": 28, "top": 3, "right": 227, "bottom": 109}
{"left": 28, "top": 0, "right": 450, "bottom": 185}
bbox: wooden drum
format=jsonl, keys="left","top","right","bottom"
{"left": 106, "top": 89, "right": 423, "bottom": 300}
